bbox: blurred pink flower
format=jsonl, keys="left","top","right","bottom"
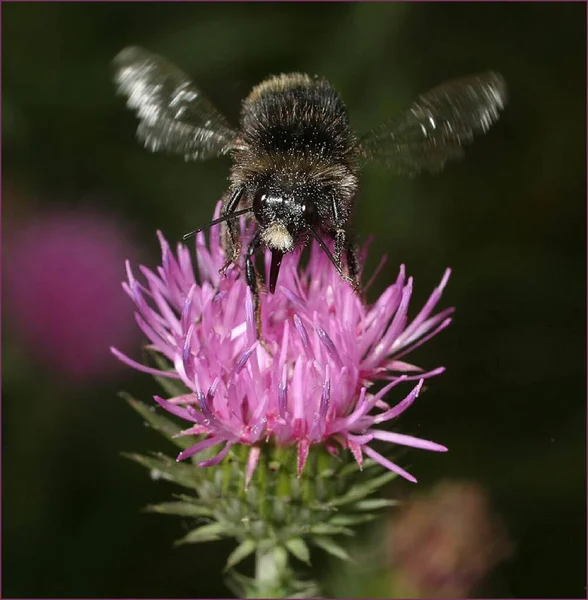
{"left": 387, "top": 481, "right": 513, "bottom": 597}
{"left": 113, "top": 204, "right": 453, "bottom": 483}
{"left": 4, "top": 207, "right": 141, "bottom": 383}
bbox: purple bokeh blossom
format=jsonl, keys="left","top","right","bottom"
{"left": 113, "top": 204, "right": 453, "bottom": 483}
{"left": 4, "top": 208, "right": 141, "bottom": 383}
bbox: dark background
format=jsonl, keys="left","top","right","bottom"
{"left": 2, "top": 2, "right": 586, "bottom": 598}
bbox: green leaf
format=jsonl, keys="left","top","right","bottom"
{"left": 307, "top": 499, "right": 339, "bottom": 514}
{"left": 312, "top": 536, "right": 352, "bottom": 562}
{"left": 308, "top": 523, "right": 353, "bottom": 536}
{"left": 176, "top": 521, "right": 232, "bottom": 545}
{"left": 154, "top": 374, "right": 191, "bottom": 398}
{"left": 339, "top": 457, "right": 382, "bottom": 478}
{"left": 145, "top": 501, "right": 213, "bottom": 517}
{"left": 329, "top": 513, "right": 377, "bottom": 526}
{"left": 268, "top": 545, "right": 288, "bottom": 571}
{"left": 123, "top": 452, "right": 200, "bottom": 490}
{"left": 285, "top": 538, "right": 311, "bottom": 565}
{"left": 288, "top": 579, "right": 321, "bottom": 598}
{"left": 316, "top": 467, "right": 337, "bottom": 480}
{"left": 224, "top": 569, "right": 255, "bottom": 598}
{"left": 353, "top": 498, "right": 399, "bottom": 511}
{"left": 331, "top": 471, "right": 397, "bottom": 507}
{"left": 173, "top": 492, "right": 208, "bottom": 504}
{"left": 224, "top": 539, "right": 257, "bottom": 571}
{"left": 121, "top": 393, "right": 192, "bottom": 449}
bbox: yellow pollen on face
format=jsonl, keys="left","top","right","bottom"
{"left": 261, "top": 223, "right": 293, "bottom": 252}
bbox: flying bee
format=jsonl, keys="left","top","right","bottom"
{"left": 113, "top": 46, "right": 507, "bottom": 334}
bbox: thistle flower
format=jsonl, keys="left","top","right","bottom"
{"left": 112, "top": 204, "right": 452, "bottom": 484}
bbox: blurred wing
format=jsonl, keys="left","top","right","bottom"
{"left": 113, "top": 46, "right": 240, "bottom": 160}
{"left": 358, "top": 72, "right": 507, "bottom": 176}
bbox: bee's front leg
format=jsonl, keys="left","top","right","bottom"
{"left": 244, "top": 232, "right": 271, "bottom": 351}
{"left": 334, "top": 228, "right": 361, "bottom": 292}
{"left": 331, "top": 196, "right": 360, "bottom": 291}
{"left": 220, "top": 185, "right": 245, "bottom": 275}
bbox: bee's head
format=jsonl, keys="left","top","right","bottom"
{"left": 249, "top": 184, "right": 318, "bottom": 294}
{"left": 252, "top": 189, "right": 316, "bottom": 253}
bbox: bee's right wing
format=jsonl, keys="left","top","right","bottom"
{"left": 357, "top": 72, "right": 508, "bottom": 176}
{"left": 113, "top": 46, "right": 241, "bottom": 160}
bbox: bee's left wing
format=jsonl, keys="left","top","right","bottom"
{"left": 113, "top": 46, "right": 241, "bottom": 160}
{"left": 357, "top": 72, "right": 507, "bottom": 176}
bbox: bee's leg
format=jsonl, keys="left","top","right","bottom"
{"left": 333, "top": 229, "right": 344, "bottom": 269}
{"left": 334, "top": 228, "right": 361, "bottom": 292}
{"left": 244, "top": 232, "right": 265, "bottom": 341}
{"left": 329, "top": 195, "right": 358, "bottom": 289}
{"left": 220, "top": 186, "right": 245, "bottom": 275}
{"left": 345, "top": 238, "right": 361, "bottom": 283}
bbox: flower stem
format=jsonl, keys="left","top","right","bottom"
{"left": 250, "top": 546, "right": 289, "bottom": 598}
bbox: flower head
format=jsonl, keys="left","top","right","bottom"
{"left": 113, "top": 204, "right": 452, "bottom": 483}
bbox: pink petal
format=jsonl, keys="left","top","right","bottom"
{"left": 372, "top": 380, "right": 423, "bottom": 424}
{"left": 245, "top": 446, "right": 261, "bottom": 488}
{"left": 348, "top": 439, "right": 364, "bottom": 468}
{"left": 399, "top": 268, "right": 451, "bottom": 341}
{"left": 297, "top": 439, "right": 310, "bottom": 476}
{"left": 153, "top": 395, "right": 199, "bottom": 422}
{"left": 293, "top": 314, "right": 314, "bottom": 360}
{"left": 110, "top": 347, "right": 181, "bottom": 379}
{"left": 362, "top": 445, "right": 417, "bottom": 483}
{"left": 199, "top": 442, "right": 233, "bottom": 467}
{"left": 177, "top": 435, "right": 223, "bottom": 461}
{"left": 370, "top": 429, "right": 448, "bottom": 452}
{"left": 393, "top": 317, "right": 453, "bottom": 360}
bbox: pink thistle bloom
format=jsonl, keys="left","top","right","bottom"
{"left": 112, "top": 205, "right": 452, "bottom": 484}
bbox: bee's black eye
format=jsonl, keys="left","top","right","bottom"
{"left": 302, "top": 199, "right": 316, "bottom": 225}
{"left": 252, "top": 189, "right": 267, "bottom": 221}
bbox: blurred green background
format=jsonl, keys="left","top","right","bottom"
{"left": 2, "top": 2, "right": 585, "bottom": 598}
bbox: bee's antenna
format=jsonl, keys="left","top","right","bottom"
{"left": 182, "top": 207, "right": 253, "bottom": 241}
{"left": 306, "top": 227, "right": 345, "bottom": 280}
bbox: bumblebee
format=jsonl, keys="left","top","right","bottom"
{"left": 114, "top": 47, "right": 507, "bottom": 330}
